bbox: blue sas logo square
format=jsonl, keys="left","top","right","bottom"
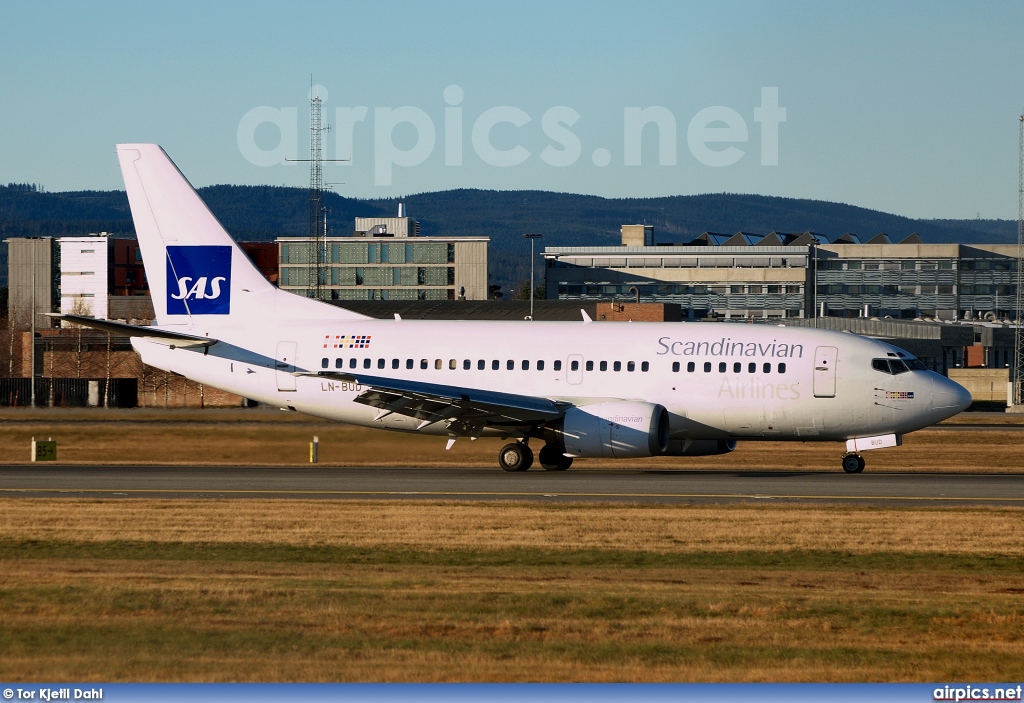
{"left": 166, "top": 245, "right": 232, "bottom": 315}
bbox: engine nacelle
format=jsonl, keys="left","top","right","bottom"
{"left": 665, "top": 439, "right": 738, "bottom": 456}
{"left": 555, "top": 401, "right": 670, "bottom": 458}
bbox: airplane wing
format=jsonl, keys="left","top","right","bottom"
{"left": 312, "top": 371, "right": 566, "bottom": 437}
{"left": 45, "top": 314, "right": 217, "bottom": 348}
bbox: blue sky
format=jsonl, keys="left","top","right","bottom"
{"left": 1, "top": 0, "right": 1022, "bottom": 218}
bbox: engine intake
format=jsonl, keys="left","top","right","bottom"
{"left": 555, "top": 401, "right": 670, "bottom": 458}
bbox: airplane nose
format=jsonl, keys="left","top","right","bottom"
{"left": 931, "top": 375, "right": 972, "bottom": 413}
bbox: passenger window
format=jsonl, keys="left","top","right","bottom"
{"left": 449, "top": 359, "right": 457, "bottom": 370}
{"left": 672, "top": 361, "right": 680, "bottom": 372}
{"left": 613, "top": 361, "right": 622, "bottom": 372}
{"left": 600, "top": 361, "right": 608, "bottom": 371}
{"left": 554, "top": 360, "right": 562, "bottom": 371}
{"left": 641, "top": 361, "right": 649, "bottom": 372}
{"left": 763, "top": 363, "right": 771, "bottom": 374}
{"left": 492, "top": 360, "right": 499, "bottom": 370}
{"left": 363, "top": 358, "right": 371, "bottom": 369}
{"left": 336, "top": 358, "right": 344, "bottom": 369}
{"left": 392, "top": 359, "right": 399, "bottom": 369}
{"left": 406, "top": 359, "right": 414, "bottom": 369}
{"left": 435, "top": 359, "right": 442, "bottom": 370}
{"left": 872, "top": 359, "right": 891, "bottom": 374}
{"left": 350, "top": 358, "right": 357, "bottom": 369}
{"left": 506, "top": 360, "right": 514, "bottom": 370}
{"left": 778, "top": 363, "right": 786, "bottom": 374}
{"left": 626, "top": 361, "right": 634, "bottom": 372}
{"left": 378, "top": 358, "right": 385, "bottom": 369}
{"left": 704, "top": 362, "right": 712, "bottom": 373}
{"left": 586, "top": 361, "right": 594, "bottom": 371}
{"left": 718, "top": 362, "right": 726, "bottom": 373}
{"left": 522, "top": 360, "right": 530, "bottom": 370}
{"left": 537, "top": 360, "right": 545, "bottom": 371}
{"left": 687, "top": 362, "right": 695, "bottom": 372}
{"left": 321, "top": 358, "right": 329, "bottom": 369}
{"left": 420, "top": 359, "right": 428, "bottom": 370}
{"left": 733, "top": 362, "right": 741, "bottom": 373}
{"left": 463, "top": 359, "right": 471, "bottom": 370}
{"left": 571, "top": 360, "right": 579, "bottom": 371}
{"left": 748, "top": 362, "right": 756, "bottom": 373}
{"left": 477, "top": 360, "right": 485, "bottom": 370}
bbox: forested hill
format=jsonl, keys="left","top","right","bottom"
{"left": 1, "top": 183, "right": 1017, "bottom": 292}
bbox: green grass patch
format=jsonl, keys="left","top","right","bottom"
{"left": 1, "top": 538, "right": 1023, "bottom": 573}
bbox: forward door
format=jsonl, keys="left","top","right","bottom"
{"left": 813, "top": 346, "right": 838, "bottom": 398}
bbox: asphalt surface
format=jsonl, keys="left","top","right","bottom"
{"left": 1, "top": 465, "right": 1022, "bottom": 506}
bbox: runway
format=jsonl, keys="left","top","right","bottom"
{"left": 1, "top": 465, "right": 1023, "bottom": 506}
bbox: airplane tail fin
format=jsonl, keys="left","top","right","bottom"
{"left": 116, "top": 144, "right": 368, "bottom": 327}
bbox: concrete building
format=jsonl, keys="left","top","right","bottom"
{"left": 277, "top": 207, "right": 488, "bottom": 301}
{"left": 5, "top": 237, "right": 56, "bottom": 329}
{"left": 59, "top": 235, "right": 111, "bottom": 319}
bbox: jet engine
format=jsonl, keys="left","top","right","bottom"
{"left": 665, "top": 439, "right": 737, "bottom": 456}
{"left": 552, "top": 401, "right": 670, "bottom": 458}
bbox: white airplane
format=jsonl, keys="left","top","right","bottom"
{"left": 56, "top": 144, "right": 972, "bottom": 474}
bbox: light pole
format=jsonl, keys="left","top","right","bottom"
{"left": 523, "top": 233, "right": 542, "bottom": 320}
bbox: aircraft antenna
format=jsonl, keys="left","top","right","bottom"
{"left": 1013, "top": 114, "right": 1024, "bottom": 406}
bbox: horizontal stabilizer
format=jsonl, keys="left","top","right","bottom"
{"left": 46, "top": 314, "right": 217, "bottom": 348}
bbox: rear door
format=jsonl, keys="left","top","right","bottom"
{"left": 813, "top": 346, "right": 838, "bottom": 398}
{"left": 276, "top": 341, "right": 297, "bottom": 392}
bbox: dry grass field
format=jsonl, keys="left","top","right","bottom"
{"left": 1, "top": 499, "right": 1024, "bottom": 682}
{"left": 0, "top": 407, "right": 1021, "bottom": 471}
{"left": 2, "top": 409, "right": 1022, "bottom": 681}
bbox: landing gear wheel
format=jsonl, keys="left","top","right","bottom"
{"left": 539, "top": 444, "right": 573, "bottom": 471}
{"left": 499, "top": 442, "right": 533, "bottom": 472}
{"left": 842, "top": 453, "right": 865, "bottom": 474}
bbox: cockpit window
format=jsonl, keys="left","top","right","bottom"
{"left": 873, "top": 358, "right": 913, "bottom": 374}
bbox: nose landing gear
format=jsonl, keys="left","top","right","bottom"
{"left": 841, "top": 452, "right": 866, "bottom": 474}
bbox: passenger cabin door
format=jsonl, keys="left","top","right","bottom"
{"left": 813, "top": 346, "right": 838, "bottom": 398}
{"left": 276, "top": 341, "right": 298, "bottom": 392}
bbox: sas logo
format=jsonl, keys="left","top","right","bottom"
{"left": 166, "top": 245, "right": 231, "bottom": 315}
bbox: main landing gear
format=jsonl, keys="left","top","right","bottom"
{"left": 498, "top": 441, "right": 573, "bottom": 472}
{"left": 841, "top": 452, "right": 866, "bottom": 474}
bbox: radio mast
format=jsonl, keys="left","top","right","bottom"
{"left": 307, "top": 85, "right": 329, "bottom": 300}
{"left": 1013, "top": 114, "right": 1024, "bottom": 406}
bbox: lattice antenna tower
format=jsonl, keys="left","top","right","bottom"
{"left": 1014, "top": 114, "right": 1024, "bottom": 406}
{"left": 307, "top": 84, "right": 331, "bottom": 300}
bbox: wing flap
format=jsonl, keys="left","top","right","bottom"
{"left": 312, "top": 371, "right": 564, "bottom": 432}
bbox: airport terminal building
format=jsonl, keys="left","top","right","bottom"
{"left": 544, "top": 227, "right": 1019, "bottom": 324}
